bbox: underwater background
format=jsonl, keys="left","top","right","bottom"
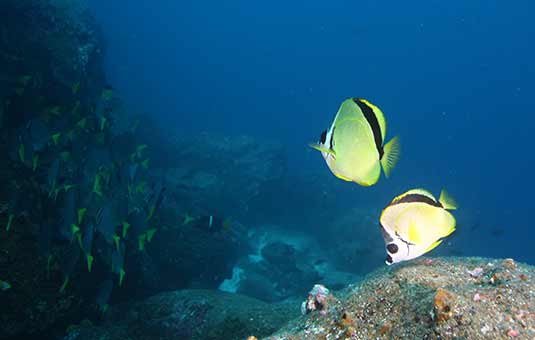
{"left": 90, "top": 0, "right": 535, "bottom": 261}
{"left": 0, "top": 0, "right": 534, "bottom": 339}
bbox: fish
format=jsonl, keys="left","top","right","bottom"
{"left": 193, "top": 215, "right": 232, "bottom": 233}
{"left": 121, "top": 221, "right": 130, "bottom": 238}
{"left": 111, "top": 244, "right": 126, "bottom": 286}
{"left": 82, "top": 224, "right": 94, "bottom": 252}
{"left": 59, "top": 188, "right": 77, "bottom": 241}
{"left": 380, "top": 188, "right": 457, "bottom": 265}
{"left": 138, "top": 233, "right": 147, "bottom": 251}
{"left": 27, "top": 119, "right": 50, "bottom": 152}
{"left": 86, "top": 254, "right": 94, "bottom": 272}
{"left": 95, "top": 278, "right": 113, "bottom": 313}
{"left": 58, "top": 243, "right": 81, "bottom": 292}
{"left": 96, "top": 204, "right": 120, "bottom": 245}
{"left": 72, "top": 82, "right": 80, "bottom": 94}
{"left": 0, "top": 280, "right": 11, "bottom": 291}
{"left": 182, "top": 213, "right": 195, "bottom": 225}
{"left": 310, "top": 98, "right": 400, "bottom": 186}
{"left": 101, "top": 86, "right": 114, "bottom": 101}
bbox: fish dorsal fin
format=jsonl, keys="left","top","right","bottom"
{"left": 392, "top": 188, "right": 435, "bottom": 205}
{"left": 405, "top": 188, "right": 435, "bottom": 200}
{"left": 309, "top": 143, "right": 335, "bottom": 155}
{"left": 408, "top": 221, "right": 422, "bottom": 244}
{"left": 439, "top": 189, "right": 458, "bottom": 210}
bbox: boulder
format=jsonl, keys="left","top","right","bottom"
{"left": 64, "top": 289, "right": 299, "bottom": 340}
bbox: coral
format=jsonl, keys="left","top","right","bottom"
{"left": 433, "top": 288, "right": 455, "bottom": 322}
{"left": 301, "top": 284, "right": 331, "bottom": 315}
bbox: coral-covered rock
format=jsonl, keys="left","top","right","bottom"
{"left": 265, "top": 257, "right": 535, "bottom": 340}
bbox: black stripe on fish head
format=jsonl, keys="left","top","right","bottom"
{"left": 329, "top": 126, "right": 335, "bottom": 149}
{"left": 319, "top": 130, "right": 327, "bottom": 144}
{"left": 380, "top": 222, "right": 394, "bottom": 243}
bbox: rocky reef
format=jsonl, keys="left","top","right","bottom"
{"left": 0, "top": 0, "right": 289, "bottom": 338}
{"left": 0, "top": 1, "right": 104, "bottom": 338}
{"left": 264, "top": 257, "right": 535, "bottom": 340}
{"left": 56, "top": 256, "right": 535, "bottom": 340}
{"left": 63, "top": 289, "right": 299, "bottom": 340}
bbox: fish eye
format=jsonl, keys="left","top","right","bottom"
{"left": 320, "top": 130, "right": 327, "bottom": 144}
{"left": 385, "top": 255, "right": 393, "bottom": 265}
{"left": 387, "top": 243, "right": 398, "bottom": 254}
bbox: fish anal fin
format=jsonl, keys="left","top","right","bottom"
{"left": 334, "top": 173, "right": 353, "bottom": 182}
{"left": 425, "top": 239, "right": 443, "bottom": 252}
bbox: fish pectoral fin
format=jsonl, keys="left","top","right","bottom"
{"left": 380, "top": 136, "right": 400, "bottom": 178}
{"left": 425, "top": 239, "right": 443, "bottom": 252}
{"left": 309, "top": 143, "right": 335, "bottom": 155}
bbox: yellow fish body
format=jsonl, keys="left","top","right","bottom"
{"left": 310, "top": 98, "right": 399, "bottom": 186}
{"left": 380, "top": 189, "right": 457, "bottom": 265}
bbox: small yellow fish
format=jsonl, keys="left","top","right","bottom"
{"left": 310, "top": 98, "right": 400, "bottom": 186}
{"left": 380, "top": 189, "right": 457, "bottom": 265}
{"left": 72, "top": 82, "right": 80, "bottom": 94}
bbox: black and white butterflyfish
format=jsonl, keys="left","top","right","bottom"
{"left": 380, "top": 189, "right": 457, "bottom": 265}
{"left": 310, "top": 98, "right": 400, "bottom": 186}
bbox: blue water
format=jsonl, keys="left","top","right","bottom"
{"left": 89, "top": 0, "right": 535, "bottom": 263}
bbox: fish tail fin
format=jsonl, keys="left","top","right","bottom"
{"left": 439, "top": 189, "right": 458, "bottom": 210}
{"left": 59, "top": 276, "right": 70, "bottom": 294}
{"left": 381, "top": 136, "right": 400, "bottom": 178}
{"left": 119, "top": 268, "right": 126, "bottom": 287}
{"left": 86, "top": 254, "right": 94, "bottom": 272}
{"left": 6, "top": 214, "right": 14, "bottom": 231}
{"left": 308, "top": 143, "right": 335, "bottom": 155}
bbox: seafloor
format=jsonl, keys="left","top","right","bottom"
{"left": 62, "top": 256, "right": 535, "bottom": 340}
